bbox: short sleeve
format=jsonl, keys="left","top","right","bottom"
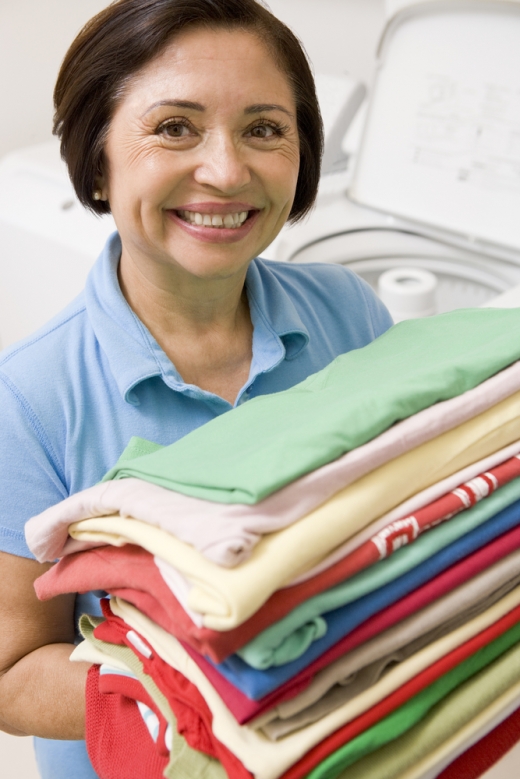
{"left": 0, "top": 372, "right": 67, "bottom": 559}
{"left": 353, "top": 272, "right": 394, "bottom": 338}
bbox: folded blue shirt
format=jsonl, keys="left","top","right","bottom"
{"left": 208, "top": 497, "right": 520, "bottom": 700}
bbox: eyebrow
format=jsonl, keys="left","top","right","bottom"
{"left": 244, "top": 103, "right": 295, "bottom": 119}
{"left": 143, "top": 100, "right": 205, "bottom": 116}
{"left": 143, "top": 100, "right": 294, "bottom": 118}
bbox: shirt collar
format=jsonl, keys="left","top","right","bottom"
{"left": 245, "top": 257, "right": 309, "bottom": 364}
{"left": 85, "top": 232, "right": 309, "bottom": 406}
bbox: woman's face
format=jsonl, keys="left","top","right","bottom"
{"left": 101, "top": 27, "right": 300, "bottom": 283}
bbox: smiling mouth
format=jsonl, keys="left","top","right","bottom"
{"left": 176, "top": 209, "right": 253, "bottom": 229}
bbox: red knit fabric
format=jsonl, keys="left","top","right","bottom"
{"left": 98, "top": 671, "right": 170, "bottom": 757}
{"left": 95, "top": 601, "right": 253, "bottom": 779}
{"left": 436, "top": 705, "right": 520, "bottom": 779}
{"left": 85, "top": 664, "right": 169, "bottom": 779}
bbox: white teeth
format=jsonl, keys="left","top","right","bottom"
{"left": 223, "top": 214, "right": 235, "bottom": 228}
{"left": 180, "top": 210, "right": 250, "bottom": 228}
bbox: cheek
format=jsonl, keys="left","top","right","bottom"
{"left": 271, "top": 140, "right": 300, "bottom": 190}
{"left": 268, "top": 157, "right": 300, "bottom": 205}
{"left": 106, "top": 132, "right": 175, "bottom": 199}
{"left": 112, "top": 158, "right": 181, "bottom": 211}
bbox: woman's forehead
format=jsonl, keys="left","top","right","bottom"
{"left": 120, "top": 27, "right": 295, "bottom": 111}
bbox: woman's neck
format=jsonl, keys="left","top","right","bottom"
{"left": 118, "top": 248, "right": 254, "bottom": 404}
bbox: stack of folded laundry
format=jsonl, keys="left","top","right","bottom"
{"left": 26, "top": 307, "right": 520, "bottom": 779}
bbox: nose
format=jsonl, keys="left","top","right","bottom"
{"left": 193, "top": 131, "right": 251, "bottom": 193}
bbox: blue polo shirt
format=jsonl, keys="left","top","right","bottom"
{"left": 0, "top": 232, "right": 391, "bottom": 779}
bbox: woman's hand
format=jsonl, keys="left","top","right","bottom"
{"left": 0, "top": 551, "right": 90, "bottom": 739}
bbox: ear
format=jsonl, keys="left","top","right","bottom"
{"left": 93, "top": 176, "right": 108, "bottom": 202}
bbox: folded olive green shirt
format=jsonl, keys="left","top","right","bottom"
{"left": 103, "top": 309, "right": 520, "bottom": 504}
{"left": 334, "top": 643, "right": 520, "bottom": 779}
{"left": 306, "top": 621, "right": 520, "bottom": 779}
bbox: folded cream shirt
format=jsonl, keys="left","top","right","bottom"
{"left": 72, "top": 588, "right": 520, "bottom": 779}
{"left": 70, "top": 390, "right": 520, "bottom": 630}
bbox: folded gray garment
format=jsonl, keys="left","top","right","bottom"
{"left": 257, "top": 550, "right": 520, "bottom": 740}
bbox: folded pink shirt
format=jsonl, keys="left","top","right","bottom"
{"left": 26, "top": 359, "right": 520, "bottom": 567}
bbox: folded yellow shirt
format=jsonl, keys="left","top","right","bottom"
{"left": 70, "top": 390, "right": 520, "bottom": 630}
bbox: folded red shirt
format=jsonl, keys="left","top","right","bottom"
{"left": 97, "top": 669, "right": 170, "bottom": 757}
{"left": 86, "top": 664, "right": 169, "bottom": 779}
{"left": 437, "top": 705, "right": 520, "bottom": 779}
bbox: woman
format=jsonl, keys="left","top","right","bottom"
{"left": 0, "top": 0, "right": 392, "bottom": 777}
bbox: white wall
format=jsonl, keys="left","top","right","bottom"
{"left": 0, "top": 1, "right": 110, "bottom": 158}
{"left": 0, "top": 0, "right": 386, "bottom": 159}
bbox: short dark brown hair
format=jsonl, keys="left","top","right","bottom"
{"left": 53, "top": 0, "right": 323, "bottom": 224}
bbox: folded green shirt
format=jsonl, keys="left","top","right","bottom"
{"left": 306, "top": 620, "right": 520, "bottom": 779}
{"left": 104, "top": 309, "right": 520, "bottom": 504}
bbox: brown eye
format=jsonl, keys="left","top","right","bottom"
{"left": 165, "top": 124, "right": 187, "bottom": 137}
{"left": 250, "top": 124, "right": 275, "bottom": 139}
{"left": 157, "top": 120, "right": 192, "bottom": 138}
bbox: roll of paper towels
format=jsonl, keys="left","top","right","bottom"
{"left": 378, "top": 267, "right": 437, "bottom": 322}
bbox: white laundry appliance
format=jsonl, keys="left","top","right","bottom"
{"left": 273, "top": 0, "right": 520, "bottom": 321}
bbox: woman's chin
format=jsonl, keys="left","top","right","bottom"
{"left": 155, "top": 241, "right": 256, "bottom": 281}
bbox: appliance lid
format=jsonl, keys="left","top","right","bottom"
{"left": 349, "top": 1, "right": 520, "bottom": 256}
